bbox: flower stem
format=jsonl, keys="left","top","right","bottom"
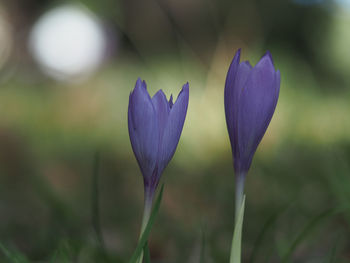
{"left": 228, "top": 173, "right": 246, "bottom": 263}
{"left": 140, "top": 196, "right": 153, "bottom": 237}
{"left": 137, "top": 187, "right": 154, "bottom": 263}
{"left": 235, "top": 173, "right": 245, "bottom": 224}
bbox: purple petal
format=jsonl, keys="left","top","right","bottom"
{"left": 235, "top": 53, "right": 279, "bottom": 173}
{"left": 232, "top": 62, "right": 253, "bottom": 157}
{"left": 135, "top": 77, "right": 147, "bottom": 91}
{"left": 264, "top": 51, "right": 274, "bottom": 66}
{"left": 225, "top": 50, "right": 253, "bottom": 158}
{"left": 224, "top": 50, "right": 241, "bottom": 147}
{"left": 152, "top": 90, "right": 170, "bottom": 140}
{"left": 128, "top": 79, "right": 159, "bottom": 178}
{"left": 158, "top": 82, "right": 189, "bottom": 173}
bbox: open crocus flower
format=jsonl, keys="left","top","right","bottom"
{"left": 224, "top": 49, "right": 280, "bottom": 217}
{"left": 128, "top": 78, "right": 189, "bottom": 205}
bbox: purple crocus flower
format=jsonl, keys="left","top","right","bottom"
{"left": 224, "top": 49, "right": 280, "bottom": 217}
{"left": 128, "top": 78, "right": 189, "bottom": 207}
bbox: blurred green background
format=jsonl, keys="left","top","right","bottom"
{"left": 1, "top": 0, "right": 350, "bottom": 262}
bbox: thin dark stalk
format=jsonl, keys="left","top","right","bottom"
{"left": 152, "top": 0, "right": 211, "bottom": 71}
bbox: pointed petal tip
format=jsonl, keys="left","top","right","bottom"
{"left": 227, "top": 49, "right": 242, "bottom": 77}
{"left": 142, "top": 80, "right": 147, "bottom": 89}
{"left": 135, "top": 78, "right": 142, "bottom": 89}
{"left": 179, "top": 82, "right": 189, "bottom": 99}
{"left": 153, "top": 89, "right": 166, "bottom": 98}
{"left": 255, "top": 50, "right": 276, "bottom": 72}
{"left": 265, "top": 50, "right": 272, "bottom": 57}
{"left": 233, "top": 48, "right": 241, "bottom": 62}
{"left": 170, "top": 82, "right": 189, "bottom": 107}
{"left": 182, "top": 82, "right": 189, "bottom": 91}
{"left": 134, "top": 77, "right": 147, "bottom": 89}
{"left": 131, "top": 78, "right": 152, "bottom": 105}
{"left": 261, "top": 50, "right": 275, "bottom": 66}
{"left": 135, "top": 77, "right": 147, "bottom": 89}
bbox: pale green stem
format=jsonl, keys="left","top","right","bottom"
{"left": 139, "top": 198, "right": 152, "bottom": 237}
{"left": 235, "top": 174, "right": 245, "bottom": 224}
{"left": 229, "top": 173, "right": 246, "bottom": 263}
{"left": 137, "top": 188, "right": 154, "bottom": 263}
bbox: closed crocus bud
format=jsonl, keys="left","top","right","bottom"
{"left": 128, "top": 78, "right": 189, "bottom": 205}
{"left": 224, "top": 49, "right": 280, "bottom": 217}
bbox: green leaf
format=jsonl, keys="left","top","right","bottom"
{"left": 229, "top": 195, "right": 246, "bottom": 263}
{"left": 143, "top": 242, "right": 151, "bottom": 263}
{"left": 128, "top": 185, "right": 164, "bottom": 263}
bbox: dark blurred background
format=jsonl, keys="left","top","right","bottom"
{"left": 0, "top": 0, "right": 350, "bottom": 262}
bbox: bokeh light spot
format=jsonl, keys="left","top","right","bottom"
{"left": 29, "top": 4, "right": 106, "bottom": 82}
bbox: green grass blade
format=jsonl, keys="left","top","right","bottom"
{"left": 0, "top": 244, "right": 14, "bottom": 262}
{"left": 281, "top": 208, "right": 335, "bottom": 263}
{"left": 229, "top": 195, "right": 246, "bottom": 263}
{"left": 143, "top": 242, "right": 151, "bottom": 263}
{"left": 0, "top": 243, "right": 29, "bottom": 263}
{"left": 128, "top": 184, "right": 164, "bottom": 263}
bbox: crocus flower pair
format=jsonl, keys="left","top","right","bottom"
{"left": 127, "top": 50, "right": 280, "bottom": 258}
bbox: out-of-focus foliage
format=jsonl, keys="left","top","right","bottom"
{"left": 0, "top": 0, "right": 350, "bottom": 262}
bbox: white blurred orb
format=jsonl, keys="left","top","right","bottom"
{"left": 29, "top": 4, "right": 106, "bottom": 81}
